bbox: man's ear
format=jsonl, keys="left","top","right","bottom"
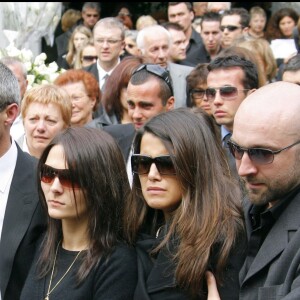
{"left": 5, "top": 103, "right": 19, "bottom": 126}
{"left": 242, "top": 26, "right": 249, "bottom": 34}
{"left": 166, "top": 96, "right": 175, "bottom": 111}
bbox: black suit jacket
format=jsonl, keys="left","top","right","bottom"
{"left": 0, "top": 145, "right": 46, "bottom": 300}
{"left": 83, "top": 63, "right": 99, "bottom": 82}
{"left": 103, "top": 123, "right": 135, "bottom": 161}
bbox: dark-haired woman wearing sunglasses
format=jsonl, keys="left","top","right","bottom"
{"left": 124, "top": 108, "right": 247, "bottom": 299}
{"left": 20, "top": 127, "right": 137, "bottom": 300}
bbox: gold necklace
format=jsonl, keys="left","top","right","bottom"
{"left": 44, "top": 241, "right": 83, "bottom": 300}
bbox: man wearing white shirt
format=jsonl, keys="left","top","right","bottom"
{"left": 0, "top": 62, "right": 46, "bottom": 300}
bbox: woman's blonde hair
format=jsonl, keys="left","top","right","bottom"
{"left": 21, "top": 84, "right": 72, "bottom": 127}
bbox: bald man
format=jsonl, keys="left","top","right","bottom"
{"left": 207, "top": 81, "right": 300, "bottom": 299}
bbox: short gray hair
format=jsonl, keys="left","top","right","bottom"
{"left": 0, "top": 62, "right": 20, "bottom": 111}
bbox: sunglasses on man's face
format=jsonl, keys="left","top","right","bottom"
{"left": 220, "top": 25, "right": 242, "bottom": 32}
{"left": 40, "top": 164, "right": 80, "bottom": 188}
{"left": 206, "top": 86, "right": 249, "bottom": 102}
{"left": 131, "top": 154, "right": 176, "bottom": 175}
{"left": 227, "top": 140, "right": 300, "bottom": 165}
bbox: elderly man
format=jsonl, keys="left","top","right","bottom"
{"left": 136, "top": 24, "right": 193, "bottom": 108}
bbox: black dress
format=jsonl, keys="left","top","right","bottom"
{"left": 20, "top": 242, "right": 137, "bottom": 300}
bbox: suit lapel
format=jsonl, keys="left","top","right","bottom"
{"left": 241, "top": 192, "right": 300, "bottom": 284}
{"left": 0, "top": 148, "right": 38, "bottom": 294}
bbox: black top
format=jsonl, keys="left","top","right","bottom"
{"left": 134, "top": 227, "right": 247, "bottom": 300}
{"left": 20, "top": 242, "right": 137, "bottom": 300}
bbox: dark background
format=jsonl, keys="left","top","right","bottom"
{"left": 42, "top": 2, "right": 273, "bottom": 64}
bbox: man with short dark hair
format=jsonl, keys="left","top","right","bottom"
{"left": 168, "top": 2, "right": 207, "bottom": 66}
{"left": 104, "top": 64, "right": 175, "bottom": 183}
{"left": 220, "top": 8, "right": 250, "bottom": 48}
{"left": 162, "top": 22, "right": 189, "bottom": 65}
{"left": 207, "top": 55, "right": 258, "bottom": 178}
{"left": 200, "top": 12, "right": 223, "bottom": 61}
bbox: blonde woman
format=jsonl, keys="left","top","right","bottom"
{"left": 62, "top": 25, "right": 92, "bottom": 69}
{"left": 18, "top": 84, "right": 72, "bottom": 158}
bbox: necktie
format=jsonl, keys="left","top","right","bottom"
{"left": 223, "top": 133, "right": 232, "bottom": 149}
{"left": 102, "top": 74, "right": 109, "bottom": 92}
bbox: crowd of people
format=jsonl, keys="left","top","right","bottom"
{"left": 1, "top": 2, "right": 300, "bottom": 300}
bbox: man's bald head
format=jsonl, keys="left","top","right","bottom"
{"left": 234, "top": 81, "right": 300, "bottom": 138}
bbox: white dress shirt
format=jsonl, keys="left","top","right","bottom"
{"left": 0, "top": 141, "right": 17, "bottom": 241}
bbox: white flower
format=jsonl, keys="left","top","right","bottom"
{"left": 34, "top": 53, "right": 47, "bottom": 66}
{"left": 0, "top": 45, "right": 65, "bottom": 90}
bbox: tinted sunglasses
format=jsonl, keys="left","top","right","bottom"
{"left": 190, "top": 88, "right": 206, "bottom": 100}
{"left": 131, "top": 154, "right": 176, "bottom": 175}
{"left": 40, "top": 164, "right": 80, "bottom": 188}
{"left": 82, "top": 55, "right": 97, "bottom": 61}
{"left": 220, "top": 25, "right": 242, "bottom": 32}
{"left": 227, "top": 140, "right": 300, "bottom": 165}
{"left": 206, "top": 86, "right": 249, "bottom": 102}
{"left": 133, "top": 64, "right": 174, "bottom": 95}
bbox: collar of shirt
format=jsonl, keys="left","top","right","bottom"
{"left": 0, "top": 141, "right": 18, "bottom": 193}
{"left": 249, "top": 185, "right": 300, "bottom": 230}
{"left": 96, "top": 58, "right": 120, "bottom": 79}
{"left": 221, "top": 125, "right": 231, "bottom": 142}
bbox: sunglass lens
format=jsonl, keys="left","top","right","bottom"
{"left": 249, "top": 148, "right": 273, "bottom": 164}
{"left": 206, "top": 88, "right": 216, "bottom": 100}
{"left": 155, "top": 156, "right": 175, "bottom": 175}
{"left": 40, "top": 165, "right": 54, "bottom": 183}
{"left": 228, "top": 143, "right": 243, "bottom": 159}
{"left": 131, "top": 156, "right": 151, "bottom": 174}
{"left": 220, "top": 86, "right": 238, "bottom": 98}
{"left": 58, "top": 171, "right": 78, "bottom": 188}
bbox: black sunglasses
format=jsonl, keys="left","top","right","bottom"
{"left": 227, "top": 140, "right": 300, "bottom": 165}
{"left": 190, "top": 88, "right": 206, "bottom": 100}
{"left": 82, "top": 55, "right": 98, "bottom": 61}
{"left": 220, "top": 25, "right": 242, "bottom": 32}
{"left": 133, "top": 64, "right": 174, "bottom": 95}
{"left": 206, "top": 86, "right": 249, "bottom": 102}
{"left": 131, "top": 154, "right": 176, "bottom": 175}
{"left": 40, "top": 164, "right": 80, "bottom": 188}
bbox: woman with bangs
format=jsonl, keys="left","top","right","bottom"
{"left": 20, "top": 127, "right": 137, "bottom": 299}
{"left": 18, "top": 84, "right": 72, "bottom": 158}
{"left": 124, "top": 108, "right": 247, "bottom": 299}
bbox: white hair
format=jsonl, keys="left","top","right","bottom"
{"left": 136, "top": 25, "right": 171, "bottom": 54}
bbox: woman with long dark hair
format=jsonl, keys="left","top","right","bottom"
{"left": 125, "top": 108, "right": 246, "bottom": 299}
{"left": 21, "top": 127, "right": 137, "bottom": 299}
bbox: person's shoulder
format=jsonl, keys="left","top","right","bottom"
{"left": 103, "top": 123, "right": 134, "bottom": 135}
{"left": 83, "top": 63, "right": 97, "bottom": 72}
{"left": 169, "top": 62, "right": 194, "bottom": 75}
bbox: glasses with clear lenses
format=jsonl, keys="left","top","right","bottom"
{"left": 95, "top": 38, "right": 122, "bottom": 45}
{"left": 131, "top": 154, "right": 176, "bottom": 175}
{"left": 206, "top": 86, "right": 249, "bottom": 102}
{"left": 220, "top": 25, "right": 242, "bottom": 32}
{"left": 40, "top": 164, "right": 80, "bottom": 188}
{"left": 133, "top": 64, "right": 174, "bottom": 95}
{"left": 227, "top": 140, "right": 300, "bottom": 165}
